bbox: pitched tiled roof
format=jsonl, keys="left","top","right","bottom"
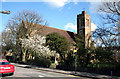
{"left": 23, "top": 21, "right": 76, "bottom": 45}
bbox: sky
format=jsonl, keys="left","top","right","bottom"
{"left": 0, "top": 0, "right": 108, "bottom": 34}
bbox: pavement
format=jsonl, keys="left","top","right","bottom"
{"left": 11, "top": 63, "right": 120, "bottom": 79}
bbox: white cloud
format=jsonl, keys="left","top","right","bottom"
{"left": 91, "top": 23, "right": 97, "bottom": 31}
{"left": 1, "top": 0, "right": 7, "bottom": 2}
{"left": 47, "top": 0, "right": 70, "bottom": 8}
{"left": 64, "top": 23, "right": 77, "bottom": 32}
{"left": 89, "top": 2, "right": 103, "bottom": 13}
{"left": 64, "top": 22, "right": 97, "bottom": 32}
{"left": 46, "top": 0, "right": 102, "bottom": 8}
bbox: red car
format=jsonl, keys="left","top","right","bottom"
{"left": 0, "top": 60, "right": 15, "bottom": 75}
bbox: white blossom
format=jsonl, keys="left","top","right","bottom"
{"left": 20, "top": 34, "right": 56, "bottom": 57}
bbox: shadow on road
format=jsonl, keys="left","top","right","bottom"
{"left": 0, "top": 73, "right": 13, "bottom": 77}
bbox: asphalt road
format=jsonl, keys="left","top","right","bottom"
{"left": 1, "top": 66, "right": 92, "bottom": 79}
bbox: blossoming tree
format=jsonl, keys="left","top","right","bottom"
{"left": 20, "top": 34, "right": 56, "bottom": 61}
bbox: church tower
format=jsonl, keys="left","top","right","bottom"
{"left": 77, "top": 11, "right": 91, "bottom": 47}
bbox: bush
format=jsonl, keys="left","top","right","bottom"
{"left": 89, "top": 62, "right": 118, "bottom": 68}
{"left": 56, "top": 51, "right": 75, "bottom": 70}
{"left": 27, "top": 56, "right": 51, "bottom": 68}
{"left": 64, "top": 51, "right": 74, "bottom": 67}
{"left": 58, "top": 51, "right": 74, "bottom": 67}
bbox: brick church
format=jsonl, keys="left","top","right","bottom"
{"left": 22, "top": 11, "right": 92, "bottom": 48}
{"left": 77, "top": 11, "right": 92, "bottom": 47}
{"left": 2, "top": 11, "right": 92, "bottom": 62}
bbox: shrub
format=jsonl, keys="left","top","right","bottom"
{"left": 27, "top": 56, "right": 51, "bottom": 68}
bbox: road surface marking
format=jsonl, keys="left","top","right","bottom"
{"left": 68, "top": 75, "right": 80, "bottom": 78}
{"left": 39, "top": 75, "right": 44, "bottom": 77}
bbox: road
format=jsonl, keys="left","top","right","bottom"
{"left": 1, "top": 66, "right": 91, "bottom": 79}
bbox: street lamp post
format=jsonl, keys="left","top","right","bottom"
{"left": 0, "top": 11, "right": 10, "bottom": 14}
{"left": 74, "top": 48, "right": 77, "bottom": 74}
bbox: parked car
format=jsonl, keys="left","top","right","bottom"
{"left": 0, "top": 60, "right": 15, "bottom": 76}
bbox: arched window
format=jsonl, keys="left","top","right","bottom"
{"left": 86, "top": 19, "right": 89, "bottom": 28}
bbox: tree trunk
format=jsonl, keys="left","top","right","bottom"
{"left": 22, "top": 47, "right": 27, "bottom": 62}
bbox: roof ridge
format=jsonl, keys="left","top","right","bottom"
{"left": 23, "top": 21, "right": 76, "bottom": 34}
{"left": 41, "top": 24, "right": 77, "bottom": 34}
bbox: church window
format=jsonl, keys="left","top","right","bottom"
{"left": 79, "top": 30, "right": 83, "bottom": 33}
{"left": 87, "top": 19, "right": 89, "bottom": 28}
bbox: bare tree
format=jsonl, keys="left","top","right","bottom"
{"left": 99, "top": 2, "right": 120, "bottom": 24}
{"left": 91, "top": 2, "right": 120, "bottom": 63}
{"left": 2, "top": 10, "right": 47, "bottom": 62}
{"left": 93, "top": 1, "right": 120, "bottom": 47}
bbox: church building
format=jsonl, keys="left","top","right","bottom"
{"left": 22, "top": 11, "right": 92, "bottom": 48}
{"left": 19, "top": 11, "right": 93, "bottom": 62}
{"left": 77, "top": 11, "right": 92, "bottom": 47}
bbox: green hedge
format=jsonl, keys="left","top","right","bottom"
{"left": 27, "top": 56, "right": 51, "bottom": 68}
{"left": 87, "top": 62, "right": 119, "bottom": 69}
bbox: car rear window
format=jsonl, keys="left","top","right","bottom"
{"left": 0, "top": 62, "right": 10, "bottom": 65}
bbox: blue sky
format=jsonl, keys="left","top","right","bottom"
{"left": 0, "top": 0, "right": 101, "bottom": 33}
